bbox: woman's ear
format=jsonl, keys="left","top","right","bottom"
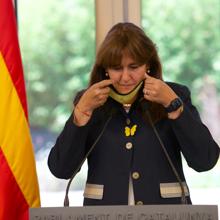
{"left": 101, "top": 71, "right": 109, "bottom": 80}
{"left": 103, "top": 72, "right": 109, "bottom": 79}
{"left": 145, "top": 64, "right": 150, "bottom": 73}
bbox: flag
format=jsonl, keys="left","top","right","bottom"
{"left": 0, "top": 0, "right": 41, "bottom": 219}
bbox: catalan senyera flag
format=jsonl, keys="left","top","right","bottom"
{"left": 0, "top": 0, "right": 41, "bottom": 219}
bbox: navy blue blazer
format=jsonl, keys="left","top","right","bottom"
{"left": 48, "top": 82, "right": 219, "bottom": 206}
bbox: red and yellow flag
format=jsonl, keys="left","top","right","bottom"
{"left": 0, "top": 0, "right": 41, "bottom": 219}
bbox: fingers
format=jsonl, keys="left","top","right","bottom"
{"left": 143, "top": 73, "right": 160, "bottom": 100}
{"left": 93, "top": 85, "right": 110, "bottom": 99}
{"left": 94, "top": 79, "right": 113, "bottom": 88}
{"left": 143, "top": 89, "right": 157, "bottom": 100}
{"left": 144, "top": 72, "right": 154, "bottom": 84}
{"left": 96, "top": 90, "right": 109, "bottom": 101}
{"left": 87, "top": 80, "right": 111, "bottom": 107}
{"left": 93, "top": 80, "right": 112, "bottom": 101}
{"left": 143, "top": 75, "right": 158, "bottom": 96}
{"left": 143, "top": 75, "right": 177, "bottom": 106}
{"left": 143, "top": 88, "right": 152, "bottom": 96}
{"left": 143, "top": 83, "right": 156, "bottom": 91}
{"left": 100, "top": 86, "right": 111, "bottom": 94}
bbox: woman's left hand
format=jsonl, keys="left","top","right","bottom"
{"left": 143, "top": 73, "right": 178, "bottom": 107}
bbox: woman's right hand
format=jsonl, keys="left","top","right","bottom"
{"left": 73, "top": 79, "right": 113, "bottom": 126}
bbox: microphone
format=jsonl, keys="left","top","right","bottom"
{"left": 63, "top": 107, "right": 116, "bottom": 207}
{"left": 142, "top": 100, "right": 187, "bottom": 204}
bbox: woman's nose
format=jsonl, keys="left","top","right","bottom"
{"left": 120, "top": 68, "right": 130, "bottom": 81}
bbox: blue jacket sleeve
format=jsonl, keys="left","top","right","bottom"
{"left": 169, "top": 84, "right": 220, "bottom": 171}
{"left": 48, "top": 114, "right": 90, "bottom": 179}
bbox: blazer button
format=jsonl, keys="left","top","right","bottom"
{"left": 126, "top": 118, "right": 131, "bottom": 125}
{"left": 136, "top": 201, "right": 143, "bottom": 205}
{"left": 132, "top": 172, "right": 140, "bottom": 180}
{"left": 125, "top": 142, "right": 133, "bottom": 150}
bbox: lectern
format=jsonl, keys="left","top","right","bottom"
{"left": 30, "top": 205, "right": 218, "bottom": 220}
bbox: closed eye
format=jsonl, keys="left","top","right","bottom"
{"left": 130, "top": 65, "right": 139, "bottom": 69}
{"left": 111, "top": 66, "right": 122, "bottom": 71}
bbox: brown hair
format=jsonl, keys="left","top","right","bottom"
{"left": 89, "top": 22, "right": 166, "bottom": 123}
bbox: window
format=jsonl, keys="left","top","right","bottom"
{"left": 19, "top": 0, "right": 95, "bottom": 206}
{"left": 142, "top": 0, "right": 220, "bottom": 205}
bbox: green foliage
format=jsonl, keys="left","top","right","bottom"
{"left": 19, "top": 0, "right": 95, "bottom": 132}
{"left": 19, "top": 0, "right": 220, "bottom": 133}
{"left": 142, "top": 0, "right": 220, "bottom": 98}
{"left": 142, "top": 0, "right": 220, "bottom": 187}
{"left": 142, "top": 1, "right": 220, "bottom": 188}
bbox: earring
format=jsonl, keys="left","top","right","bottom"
{"left": 146, "top": 69, "right": 150, "bottom": 74}
{"left": 105, "top": 72, "right": 109, "bottom": 77}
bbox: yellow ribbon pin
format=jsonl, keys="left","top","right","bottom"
{"left": 125, "top": 125, "right": 137, "bottom": 137}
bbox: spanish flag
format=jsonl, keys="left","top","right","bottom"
{"left": 0, "top": 0, "right": 41, "bottom": 219}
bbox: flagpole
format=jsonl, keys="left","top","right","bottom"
{"left": 14, "top": 0, "right": 18, "bottom": 26}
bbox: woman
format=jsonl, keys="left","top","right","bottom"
{"left": 48, "top": 22, "right": 219, "bottom": 206}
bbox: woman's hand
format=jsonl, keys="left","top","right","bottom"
{"left": 143, "top": 73, "right": 183, "bottom": 119}
{"left": 78, "top": 79, "right": 113, "bottom": 112}
{"left": 143, "top": 73, "right": 177, "bottom": 107}
{"left": 73, "top": 79, "right": 113, "bottom": 126}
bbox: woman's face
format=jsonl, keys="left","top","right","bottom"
{"left": 107, "top": 54, "right": 147, "bottom": 94}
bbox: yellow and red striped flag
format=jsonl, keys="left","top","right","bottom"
{"left": 0, "top": 0, "right": 41, "bottom": 219}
